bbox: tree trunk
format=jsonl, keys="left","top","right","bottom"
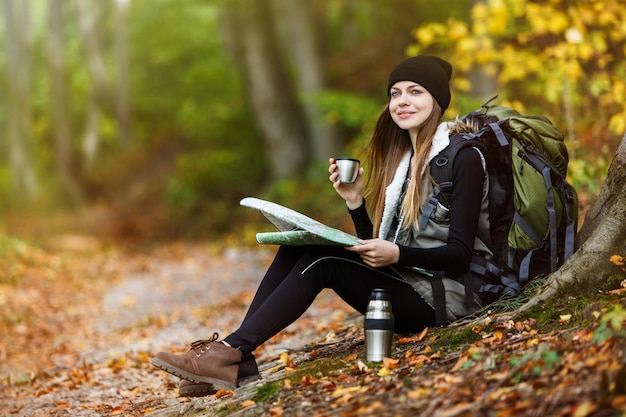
{"left": 521, "top": 131, "right": 626, "bottom": 313}
{"left": 75, "top": 0, "right": 110, "bottom": 110}
{"left": 75, "top": 0, "right": 123, "bottom": 160}
{"left": 272, "top": 0, "right": 339, "bottom": 162}
{"left": 222, "top": 0, "right": 309, "bottom": 180}
{"left": 46, "top": 0, "right": 84, "bottom": 204}
{"left": 3, "top": 0, "right": 37, "bottom": 199}
{"left": 82, "top": 96, "right": 101, "bottom": 166}
{"left": 114, "top": 0, "right": 131, "bottom": 143}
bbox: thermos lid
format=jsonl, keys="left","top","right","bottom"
{"left": 369, "top": 288, "right": 389, "bottom": 301}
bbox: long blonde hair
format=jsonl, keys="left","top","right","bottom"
{"left": 363, "top": 101, "right": 443, "bottom": 237}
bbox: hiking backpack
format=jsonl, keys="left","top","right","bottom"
{"left": 425, "top": 97, "right": 578, "bottom": 303}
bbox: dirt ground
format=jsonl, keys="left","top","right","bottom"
{"left": 2, "top": 238, "right": 626, "bottom": 417}
{"left": 0, "top": 240, "right": 358, "bottom": 416}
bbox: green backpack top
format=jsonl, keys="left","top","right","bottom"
{"left": 425, "top": 98, "right": 578, "bottom": 303}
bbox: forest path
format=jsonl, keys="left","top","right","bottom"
{"left": 0, "top": 240, "right": 354, "bottom": 417}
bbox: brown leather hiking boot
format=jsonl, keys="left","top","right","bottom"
{"left": 178, "top": 353, "right": 261, "bottom": 397}
{"left": 151, "top": 333, "right": 242, "bottom": 390}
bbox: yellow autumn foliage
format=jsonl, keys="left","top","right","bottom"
{"left": 407, "top": 0, "right": 626, "bottom": 144}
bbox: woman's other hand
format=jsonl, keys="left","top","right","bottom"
{"left": 345, "top": 239, "right": 400, "bottom": 268}
{"left": 329, "top": 157, "right": 364, "bottom": 210}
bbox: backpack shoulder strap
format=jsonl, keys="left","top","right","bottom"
{"left": 422, "top": 134, "right": 491, "bottom": 318}
{"left": 420, "top": 134, "right": 484, "bottom": 229}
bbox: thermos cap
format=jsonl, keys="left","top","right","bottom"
{"left": 369, "top": 288, "right": 389, "bottom": 301}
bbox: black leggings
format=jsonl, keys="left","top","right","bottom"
{"left": 223, "top": 245, "right": 436, "bottom": 355}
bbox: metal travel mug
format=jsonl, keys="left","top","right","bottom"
{"left": 335, "top": 158, "right": 360, "bottom": 183}
{"left": 364, "top": 288, "right": 394, "bottom": 362}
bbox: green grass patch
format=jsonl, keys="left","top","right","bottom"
{"left": 253, "top": 381, "right": 281, "bottom": 403}
{"left": 602, "top": 273, "right": 626, "bottom": 292}
{"left": 428, "top": 323, "right": 482, "bottom": 354}
{"left": 285, "top": 357, "right": 347, "bottom": 385}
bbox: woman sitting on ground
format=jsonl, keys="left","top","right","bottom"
{"left": 151, "top": 55, "right": 491, "bottom": 396}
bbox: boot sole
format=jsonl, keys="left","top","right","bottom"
{"left": 238, "top": 374, "right": 262, "bottom": 386}
{"left": 179, "top": 373, "right": 262, "bottom": 397}
{"left": 151, "top": 357, "right": 237, "bottom": 390}
{"left": 179, "top": 383, "right": 217, "bottom": 397}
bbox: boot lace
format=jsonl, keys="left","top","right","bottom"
{"left": 189, "top": 332, "right": 219, "bottom": 356}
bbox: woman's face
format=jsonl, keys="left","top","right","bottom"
{"left": 388, "top": 81, "right": 435, "bottom": 134}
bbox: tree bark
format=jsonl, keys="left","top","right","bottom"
{"left": 46, "top": 0, "right": 84, "bottom": 204}
{"left": 272, "top": 0, "right": 339, "bottom": 162}
{"left": 75, "top": 0, "right": 106, "bottom": 162}
{"left": 114, "top": 0, "right": 131, "bottom": 143}
{"left": 82, "top": 96, "right": 101, "bottom": 166}
{"left": 75, "top": 0, "right": 131, "bottom": 159}
{"left": 521, "top": 131, "right": 626, "bottom": 313}
{"left": 222, "top": 0, "right": 309, "bottom": 180}
{"left": 75, "top": 0, "right": 110, "bottom": 111}
{"left": 3, "top": 0, "right": 37, "bottom": 199}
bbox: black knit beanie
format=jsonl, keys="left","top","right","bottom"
{"left": 387, "top": 55, "right": 452, "bottom": 110}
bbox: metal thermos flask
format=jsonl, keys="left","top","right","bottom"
{"left": 364, "top": 288, "right": 394, "bottom": 362}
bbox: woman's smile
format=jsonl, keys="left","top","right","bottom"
{"left": 396, "top": 110, "right": 416, "bottom": 118}
{"left": 389, "top": 81, "right": 434, "bottom": 134}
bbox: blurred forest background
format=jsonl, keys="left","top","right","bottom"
{"left": 1, "top": 0, "right": 625, "bottom": 243}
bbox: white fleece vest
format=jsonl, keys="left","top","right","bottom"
{"left": 381, "top": 122, "right": 491, "bottom": 320}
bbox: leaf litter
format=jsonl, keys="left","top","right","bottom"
{"left": 1, "top": 237, "right": 626, "bottom": 416}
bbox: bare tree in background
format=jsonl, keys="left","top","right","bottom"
{"left": 222, "top": 0, "right": 309, "bottom": 180}
{"left": 75, "top": 0, "right": 107, "bottom": 164}
{"left": 272, "top": 0, "right": 339, "bottom": 161}
{"left": 3, "top": 0, "right": 37, "bottom": 199}
{"left": 75, "top": 0, "right": 131, "bottom": 165}
{"left": 46, "top": 0, "right": 84, "bottom": 204}
{"left": 115, "top": 0, "right": 131, "bottom": 144}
